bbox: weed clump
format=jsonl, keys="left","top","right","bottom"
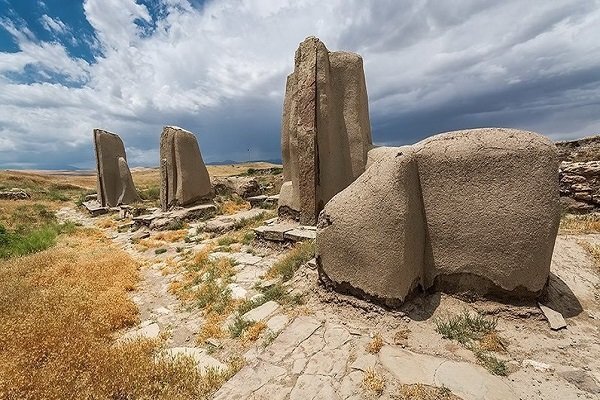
{"left": 362, "top": 368, "right": 385, "bottom": 395}
{"left": 435, "top": 310, "right": 507, "bottom": 376}
{"left": 267, "top": 240, "right": 315, "bottom": 281}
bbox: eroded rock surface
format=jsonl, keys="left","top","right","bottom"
{"left": 317, "top": 128, "right": 560, "bottom": 303}
{"left": 160, "top": 126, "right": 213, "bottom": 210}
{"left": 94, "top": 129, "right": 139, "bottom": 207}
{"left": 278, "top": 36, "right": 372, "bottom": 225}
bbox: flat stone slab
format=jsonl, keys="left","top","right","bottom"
{"left": 266, "top": 314, "right": 289, "bottom": 333}
{"left": 539, "top": 303, "right": 567, "bottom": 330}
{"left": 227, "top": 283, "right": 248, "bottom": 300}
{"left": 205, "top": 208, "right": 269, "bottom": 232}
{"left": 242, "top": 300, "right": 280, "bottom": 322}
{"left": 209, "top": 252, "right": 263, "bottom": 265}
{"left": 284, "top": 226, "right": 316, "bottom": 241}
{"left": 164, "top": 347, "right": 226, "bottom": 373}
{"left": 82, "top": 200, "right": 108, "bottom": 216}
{"left": 254, "top": 222, "right": 299, "bottom": 241}
{"left": 379, "top": 346, "right": 517, "bottom": 400}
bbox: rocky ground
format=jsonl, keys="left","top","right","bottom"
{"left": 56, "top": 204, "right": 600, "bottom": 400}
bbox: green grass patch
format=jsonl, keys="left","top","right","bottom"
{"left": 267, "top": 240, "right": 315, "bottom": 281}
{"left": 237, "top": 282, "right": 303, "bottom": 316}
{"left": 137, "top": 186, "right": 160, "bottom": 202}
{"left": 435, "top": 310, "right": 497, "bottom": 345}
{"left": 228, "top": 315, "right": 255, "bottom": 338}
{"left": 435, "top": 310, "right": 507, "bottom": 376}
{"left": 0, "top": 204, "right": 77, "bottom": 259}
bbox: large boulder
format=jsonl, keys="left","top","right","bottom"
{"left": 279, "top": 37, "right": 372, "bottom": 225}
{"left": 317, "top": 148, "right": 425, "bottom": 306}
{"left": 94, "top": 129, "right": 139, "bottom": 207}
{"left": 317, "top": 128, "right": 560, "bottom": 303}
{"left": 415, "top": 128, "right": 560, "bottom": 296}
{"left": 160, "top": 126, "right": 213, "bottom": 210}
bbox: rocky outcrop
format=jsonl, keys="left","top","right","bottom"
{"left": 556, "top": 135, "right": 600, "bottom": 162}
{"left": 160, "top": 126, "right": 213, "bottom": 211}
{"left": 317, "top": 128, "right": 560, "bottom": 305}
{"left": 94, "top": 129, "right": 139, "bottom": 207}
{"left": 559, "top": 161, "right": 600, "bottom": 212}
{"left": 278, "top": 37, "right": 372, "bottom": 225}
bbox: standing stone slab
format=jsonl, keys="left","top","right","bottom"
{"left": 94, "top": 129, "right": 139, "bottom": 207}
{"left": 279, "top": 37, "right": 373, "bottom": 225}
{"left": 160, "top": 126, "right": 213, "bottom": 211}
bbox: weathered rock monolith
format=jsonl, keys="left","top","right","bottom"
{"left": 317, "top": 128, "right": 560, "bottom": 303}
{"left": 160, "top": 126, "right": 213, "bottom": 211}
{"left": 279, "top": 37, "right": 373, "bottom": 225}
{"left": 94, "top": 129, "right": 139, "bottom": 207}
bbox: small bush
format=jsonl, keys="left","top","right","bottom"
{"left": 366, "top": 334, "right": 384, "bottom": 354}
{"left": 362, "top": 368, "right": 385, "bottom": 395}
{"left": 267, "top": 240, "right": 315, "bottom": 281}
{"left": 154, "top": 248, "right": 167, "bottom": 255}
{"left": 397, "top": 384, "right": 456, "bottom": 400}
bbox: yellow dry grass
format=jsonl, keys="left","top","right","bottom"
{"left": 397, "top": 384, "right": 459, "bottom": 400}
{"left": 0, "top": 228, "right": 239, "bottom": 399}
{"left": 366, "top": 334, "right": 384, "bottom": 354}
{"left": 219, "top": 199, "right": 251, "bottom": 215}
{"left": 478, "top": 331, "right": 507, "bottom": 353}
{"left": 578, "top": 240, "right": 600, "bottom": 270}
{"left": 96, "top": 216, "right": 118, "bottom": 229}
{"left": 559, "top": 213, "right": 600, "bottom": 234}
{"left": 154, "top": 229, "right": 188, "bottom": 242}
{"left": 362, "top": 368, "right": 385, "bottom": 395}
{"left": 241, "top": 321, "right": 267, "bottom": 345}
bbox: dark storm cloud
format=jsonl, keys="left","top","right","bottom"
{"left": 0, "top": 0, "right": 599, "bottom": 169}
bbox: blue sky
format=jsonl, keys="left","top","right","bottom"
{"left": 0, "top": 0, "right": 599, "bottom": 169}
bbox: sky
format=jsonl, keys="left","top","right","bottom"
{"left": 0, "top": 0, "right": 599, "bottom": 169}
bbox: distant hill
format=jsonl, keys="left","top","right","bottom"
{"left": 206, "top": 159, "right": 282, "bottom": 166}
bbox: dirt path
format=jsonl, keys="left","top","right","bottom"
{"left": 58, "top": 206, "right": 600, "bottom": 399}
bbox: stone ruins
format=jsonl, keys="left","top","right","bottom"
{"left": 278, "top": 36, "right": 373, "bottom": 225}
{"left": 160, "top": 126, "right": 214, "bottom": 211}
{"left": 316, "top": 128, "right": 561, "bottom": 306}
{"left": 93, "top": 128, "right": 139, "bottom": 207}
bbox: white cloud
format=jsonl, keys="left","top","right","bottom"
{"left": 39, "top": 14, "right": 68, "bottom": 35}
{"left": 0, "top": 0, "right": 599, "bottom": 169}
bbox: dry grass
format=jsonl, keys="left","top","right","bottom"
{"left": 579, "top": 240, "right": 600, "bottom": 270}
{"left": 168, "top": 247, "right": 239, "bottom": 345}
{"left": 366, "top": 334, "right": 384, "bottom": 354}
{"left": 267, "top": 240, "right": 315, "bottom": 281}
{"left": 435, "top": 310, "right": 507, "bottom": 376}
{"left": 96, "top": 216, "right": 118, "bottom": 229}
{"left": 0, "top": 228, "right": 238, "bottom": 399}
{"left": 397, "top": 384, "right": 458, "bottom": 400}
{"left": 362, "top": 368, "right": 385, "bottom": 396}
{"left": 0, "top": 200, "right": 59, "bottom": 230}
{"left": 218, "top": 198, "right": 251, "bottom": 215}
{"left": 559, "top": 213, "right": 600, "bottom": 234}
{"left": 154, "top": 229, "right": 188, "bottom": 242}
{"left": 393, "top": 328, "right": 410, "bottom": 345}
{"left": 241, "top": 321, "right": 267, "bottom": 344}
{"left": 478, "top": 331, "right": 507, "bottom": 353}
